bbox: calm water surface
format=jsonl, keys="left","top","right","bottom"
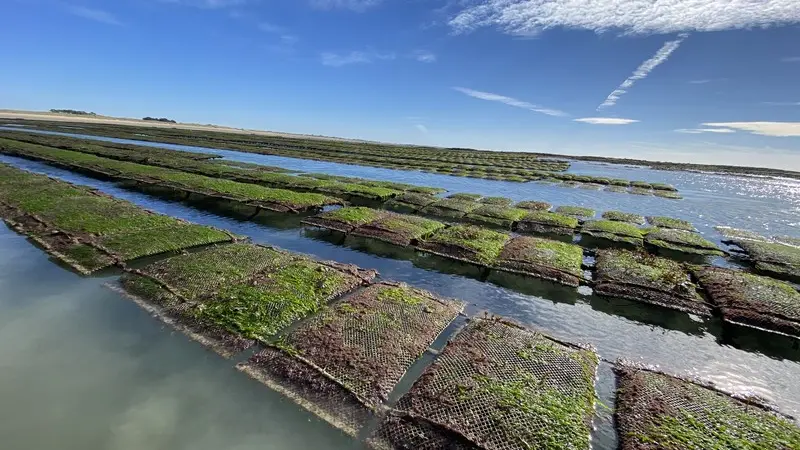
{"left": 1, "top": 130, "right": 800, "bottom": 449}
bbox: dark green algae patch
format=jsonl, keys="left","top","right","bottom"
{"left": 580, "top": 220, "right": 644, "bottom": 248}
{"left": 370, "top": 318, "right": 598, "bottom": 450}
{"left": 465, "top": 205, "right": 528, "bottom": 229}
{"left": 493, "top": 236, "right": 584, "bottom": 287}
{"left": 0, "top": 164, "right": 236, "bottom": 274}
{"left": 595, "top": 250, "right": 710, "bottom": 316}
{"left": 417, "top": 224, "right": 510, "bottom": 267}
{"left": 729, "top": 239, "right": 800, "bottom": 283}
{"left": 301, "top": 206, "right": 386, "bottom": 233}
{"left": 694, "top": 266, "right": 800, "bottom": 337}
{"left": 238, "top": 282, "right": 464, "bottom": 437}
{"left": 119, "top": 243, "right": 377, "bottom": 357}
{"left": 351, "top": 212, "right": 445, "bottom": 247}
{"left": 601, "top": 210, "right": 645, "bottom": 225}
{"left": 615, "top": 366, "right": 800, "bottom": 450}
{"left": 516, "top": 210, "right": 580, "bottom": 236}
{"left": 383, "top": 192, "right": 437, "bottom": 213}
{"left": 645, "top": 228, "right": 723, "bottom": 257}
{"left": 420, "top": 197, "right": 481, "bottom": 220}
{"left": 554, "top": 205, "right": 596, "bottom": 219}
{"left": 646, "top": 216, "right": 695, "bottom": 231}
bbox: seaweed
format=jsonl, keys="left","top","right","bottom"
{"left": 554, "top": 206, "right": 595, "bottom": 219}
{"left": 646, "top": 216, "right": 695, "bottom": 231}
{"left": 238, "top": 282, "right": 464, "bottom": 436}
{"left": 516, "top": 211, "right": 580, "bottom": 236}
{"left": 645, "top": 228, "right": 723, "bottom": 256}
{"left": 580, "top": 220, "right": 644, "bottom": 247}
{"left": 417, "top": 224, "right": 510, "bottom": 266}
{"left": 615, "top": 366, "right": 800, "bottom": 450}
{"left": 302, "top": 207, "right": 386, "bottom": 233}
{"left": 601, "top": 210, "right": 645, "bottom": 225}
{"left": 731, "top": 239, "right": 800, "bottom": 283}
{"left": 494, "top": 236, "right": 584, "bottom": 287}
{"left": 370, "top": 318, "right": 598, "bottom": 450}
{"left": 514, "top": 200, "right": 551, "bottom": 211}
{"left": 479, "top": 196, "right": 513, "bottom": 206}
{"left": 464, "top": 205, "right": 528, "bottom": 229}
{"left": 351, "top": 213, "right": 445, "bottom": 247}
{"left": 694, "top": 266, "right": 800, "bottom": 336}
{"left": 595, "top": 250, "right": 710, "bottom": 315}
{"left": 420, "top": 198, "right": 481, "bottom": 220}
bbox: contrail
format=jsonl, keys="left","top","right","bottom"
{"left": 598, "top": 33, "right": 689, "bottom": 110}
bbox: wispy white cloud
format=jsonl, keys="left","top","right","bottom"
{"left": 574, "top": 117, "right": 639, "bottom": 125}
{"left": 321, "top": 50, "right": 395, "bottom": 67}
{"left": 449, "top": 1, "right": 800, "bottom": 36}
{"left": 415, "top": 124, "right": 429, "bottom": 133}
{"left": 163, "top": 0, "right": 247, "bottom": 8}
{"left": 257, "top": 22, "right": 283, "bottom": 33}
{"left": 675, "top": 128, "right": 736, "bottom": 134}
{"left": 452, "top": 87, "right": 567, "bottom": 117}
{"left": 762, "top": 101, "right": 800, "bottom": 106}
{"left": 598, "top": 34, "right": 688, "bottom": 110}
{"left": 703, "top": 122, "right": 800, "bottom": 137}
{"left": 782, "top": 56, "right": 800, "bottom": 62}
{"left": 67, "top": 6, "right": 122, "bottom": 25}
{"left": 688, "top": 79, "right": 711, "bottom": 84}
{"left": 310, "top": 0, "right": 381, "bottom": 12}
{"left": 412, "top": 50, "right": 437, "bottom": 63}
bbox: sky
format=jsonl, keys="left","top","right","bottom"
{"left": 2, "top": 0, "right": 800, "bottom": 170}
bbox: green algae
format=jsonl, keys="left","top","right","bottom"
{"left": 465, "top": 205, "right": 528, "bottom": 229}
{"left": 494, "top": 236, "right": 584, "bottom": 286}
{"left": 615, "top": 368, "right": 800, "bottom": 450}
{"left": 351, "top": 213, "right": 444, "bottom": 246}
{"left": 601, "top": 211, "right": 645, "bottom": 225}
{"left": 645, "top": 228, "right": 722, "bottom": 256}
{"left": 732, "top": 240, "right": 800, "bottom": 283}
{"left": 646, "top": 216, "right": 695, "bottom": 231}
{"left": 446, "top": 193, "right": 482, "bottom": 201}
{"left": 421, "top": 197, "right": 481, "bottom": 219}
{"left": 195, "top": 259, "right": 357, "bottom": 341}
{"left": 99, "top": 224, "right": 232, "bottom": 260}
{"left": 479, "top": 196, "right": 513, "bottom": 206}
{"left": 515, "top": 200, "right": 552, "bottom": 211}
{"left": 419, "top": 224, "right": 510, "bottom": 265}
{"left": 554, "top": 206, "right": 595, "bottom": 219}
{"left": 315, "top": 207, "right": 382, "bottom": 226}
{"left": 581, "top": 220, "right": 644, "bottom": 247}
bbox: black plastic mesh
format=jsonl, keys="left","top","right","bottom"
{"left": 369, "top": 318, "right": 598, "bottom": 450}
{"left": 238, "top": 282, "right": 464, "bottom": 437}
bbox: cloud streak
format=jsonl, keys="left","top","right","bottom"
{"left": 320, "top": 50, "right": 395, "bottom": 67}
{"left": 453, "top": 87, "right": 567, "bottom": 117}
{"left": 675, "top": 128, "right": 736, "bottom": 134}
{"left": 703, "top": 122, "right": 800, "bottom": 137}
{"left": 574, "top": 117, "right": 639, "bottom": 125}
{"left": 412, "top": 50, "right": 437, "bottom": 63}
{"left": 782, "top": 56, "right": 800, "bottom": 62}
{"left": 449, "top": 0, "right": 800, "bottom": 36}
{"left": 67, "top": 6, "right": 122, "bottom": 25}
{"left": 597, "top": 34, "right": 688, "bottom": 110}
{"left": 310, "top": 0, "right": 381, "bottom": 12}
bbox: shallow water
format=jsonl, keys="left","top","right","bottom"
{"left": 1, "top": 132, "right": 800, "bottom": 448}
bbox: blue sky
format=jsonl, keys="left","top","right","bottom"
{"left": 3, "top": 0, "right": 800, "bottom": 169}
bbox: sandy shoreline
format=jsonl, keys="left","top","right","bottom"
{"left": 0, "top": 110, "right": 360, "bottom": 143}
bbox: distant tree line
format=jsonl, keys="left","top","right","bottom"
{"left": 142, "top": 117, "right": 177, "bottom": 123}
{"left": 50, "top": 109, "right": 96, "bottom": 115}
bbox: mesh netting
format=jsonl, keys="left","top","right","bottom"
{"left": 351, "top": 213, "right": 445, "bottom": 247}
{"left": 121, "top": 243, "right": 377, "bottom": 357}
{"left": 694, "top": 266, "right": 800, "bottom": 336}
{"left": 302, "top": 207, "right": 387, "bottom": 233}
{"left": 733, "top": 239, "right": 800, "bottom": 282}
{"left": 0, "top": 164, "right": 233, "bottom": 273}
{"left": 594, "top": 250, "right": 711, "bottom": 316}
{"left": 645, "top": 228, "right": 722, "bottom": 256}
{"left": 417, "top": 225, "right": 510, "bottom": 267}
{"left": 421, "top": 198, "right": 480, "bottom": 220}
{"left": 515, "top": 212, "right": 578, "bottom": 236}
{"left": 615, "top": 366, "right": 800, "bottom": 450}
{"left": 369, "top": 318, "right": 598, "bottom": 450}
{"left": 493, "top": 236, "right": 583, "bottom": 287}
{"left": 238, "top": 282, "right": 464, "bottom": 437}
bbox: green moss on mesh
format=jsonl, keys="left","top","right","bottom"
{"left": 387, "top": 192, "right": 437, "bottom": 208}
{"left": 376, "top": 285, "right": 427, "bottom": 305}
{"left": 479, "top": 196, "right": 513, "bottom": 206}
{"left": 629, "top": 187, "right": 652, "bottom": 196}
{"left": 631, "top": 181, "right": 653, "bottom": 189}
{"left": 653, "top": 191, "right": 683, "bottom": 200}
{"left": 421, "top": 198, "right": 481, "bottom": 218}
{"left": 446, "top": 193, "right": 482, "bottom": 201}
{"left": 420, "top": 225, "right": 510, "bottom": 265}
{"left": 465, "top": 205, "right": 528, "bottom": 229}
{"left": 733, "top": 240, "right": 800, "bottom": 282}
{"left": 554, "top": 206, "right": 595, "bottom": 219}
{"left": 100, "top": 224, "right": 233, "bottom": 260}
{"left": 602, "top": 211, "right": 645, "bottom": 225}
{"left": 521, "top": 211, "right": 580, "bottom": 229}
{"left": 645, "top": 228, "right": 722, "bottom": 256}
{"left": 495, "top": 236, "right": 584, "bottom": 286}
{"left": 313, "top": 207, "right": 384, "bottom": 226}
{"left": 646, "top": 216, "right": 695, "bottom": 231}
{"left": 515, "top": 200, "right": 551, "bottom": 211}
{"left": 63, "top": 244, "right": 114, "bottom": 272}
{"left": 616, "top": 368, "right": 800, "bottom": 450}
{"left": 194, "top": 260, "right": 357, "bottom": 341}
